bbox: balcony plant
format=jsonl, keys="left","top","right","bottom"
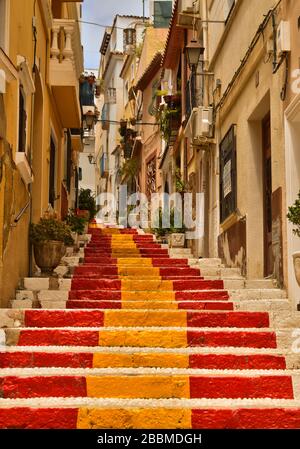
{"left": 30, "top": 218, "right": 74, "bottom": 275}
{"left": 78, "top": 188, "right": 97, "bottom": 220}
{"left": 287, "top": 192, "right": 300, "bottom": 286}
{"left": 159, "top": 106, "right": 181, "bottom": 142}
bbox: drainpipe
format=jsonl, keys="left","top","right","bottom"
{"left": 28, "top": 15, "right": 37, "bottom": 276}
{"left": 201, "top": 0, "right": 210, "bottom": 258}
{"left": 202, "top": 0, "right": 209, "bottom": 106}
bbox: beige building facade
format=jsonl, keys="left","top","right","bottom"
{"left": 0, "top": 0, "right": 83, "bottom": 307}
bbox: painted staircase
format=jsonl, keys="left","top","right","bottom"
{"left": 0, "top": 226, "right": 300, "bottom": 429}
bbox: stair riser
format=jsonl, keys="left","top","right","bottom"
{"left": 66, "top": 301, "right": 234, "bottom": 310}
{"left": 1, "top": 407, "right": 300, "bottom": 429}
{"left": 0, "top": 352, "right": 286, "bottom": 369}
{"left": 23, "top": 310, "right": 270, "bottom": 329}
{"left": 0, "top": 375, "right": 294, "bottom": 400}
{"left": 71, "top": 280, "right": 224, "bottom": 291}
{"left": 5, "top": 329, "right": 277, "bottom": 348}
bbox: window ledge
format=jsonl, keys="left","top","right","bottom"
{"left": 0, "top": 48, "right": 18, "bottom": 93}
{"left": 220, "top": 211, "right": 239, "bottom": 233}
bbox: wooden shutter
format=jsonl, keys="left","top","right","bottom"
{"left": 220, "top": 125, "right": 237, "bottom": 223}
{"left": 18, "top": 89, "right": 27, "bottom": 152}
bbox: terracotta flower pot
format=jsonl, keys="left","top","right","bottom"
{"left": 293, "top": 251, "right": 300, "bottom": 286}
{"left": 33, "top": 240, "right": 66, "bottom": 275}
{"left": 169, "top": 233, "right": 185, "bottom": 248}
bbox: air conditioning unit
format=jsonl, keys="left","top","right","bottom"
{"left": 178, "top": 0, "right": 200, "bottom": 28}
{"left": 277, "top": 21, "right": 290, "bottom": 56}
{"left": 195, "top": 106, "right": 213, "bottom": 137}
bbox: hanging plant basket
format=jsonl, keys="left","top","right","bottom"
{"left": 124, "top": 143, "right": 133, "bottom": 159}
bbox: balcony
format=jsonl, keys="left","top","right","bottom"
{"left": 49, "top": 19, "right": 83, "bottom": 128}
{"left": 70, "top": 128, "right": 84, "bottom": 152}
{"left": 178, "top": 0, "right": 201, "bottom": 29}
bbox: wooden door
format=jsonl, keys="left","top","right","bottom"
{"left": 262, "top": 113, "right": 273, "bottom": 276}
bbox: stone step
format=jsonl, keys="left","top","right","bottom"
{"left": 0, "top": 369, "right": 299, "bottom": 400}
{"left": 21, "top": 309, "right": 270, "bottom": 329}
{"left": 3, "top": 326, "right": 280, "bottom": 349}
{"left": 1, "top": 398, "right": 300, "bottom": 428}
{"left": 1, "top": 347, "right": 296, "bottom": 369}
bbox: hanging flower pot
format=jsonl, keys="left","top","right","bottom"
{"left": 124, "top": 143, "right": 132, "bottom": 159}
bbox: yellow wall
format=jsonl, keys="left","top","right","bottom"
{"left": 0, "top": 0, "right": 82, "bottom": 306}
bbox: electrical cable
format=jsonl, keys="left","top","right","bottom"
{"left": 215, "top": 0, "right": 282, "bottom": 111}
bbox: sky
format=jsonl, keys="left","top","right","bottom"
{"left": 82, "top": 0, "right": 149, "bottom": 70}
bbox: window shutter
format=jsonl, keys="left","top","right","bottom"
{"left": 220, "top": 125, "right": 237, "bottom": 223}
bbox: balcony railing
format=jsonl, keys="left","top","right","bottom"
{"left": 49, "top": 19, "right": 83, "bottom": 128}
{"left": 50, "top": 19, "right": 83, "bottom": 79}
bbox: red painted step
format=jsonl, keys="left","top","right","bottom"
{"left": 0, "top": 408, "right": 78, "bottom": 429}
{"left": 0, "top": 352, "right": 93, "bottom": 368}
{"left": 66, "top": 300, "right": 234, "bottom": 310}
{"left": 24, "top": 310, "right": 270, "bottom": 329}
{"left": 0, "top": 376, "right": 87, "bottom": 398}
{"left": 69, "top": 290, "right": 122, "bottom": 300}
{"left": 1, "top": 407, "right": 300, "bottom": 429}
{"left": 191, "top": 408, "right": 300, "bottom": 429}
{"left": 24, "top": 310, "right": 104, "bottom": 328}
{"left": 176, "top": 291, "right": 230, "bottom": 301}
{"left": 0, "top": 375, "right": 293, "bottom": 399}
{"left": 0, "top": 352, "right": 286, "bottom": 369}
{"left": 71, "top": 279, "right": 224, "bottom": 291}
{"left": 17, "top": 329, "right": 277, "bottom": 348}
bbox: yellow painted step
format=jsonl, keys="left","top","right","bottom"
{"left": 121, "top": 291, "right": 175, "bottom": 301}
{"left": 98, "top": 329, "right": 187, "bottom": 348}
{"left": 117, "top": 258, "right": 153, "bottom": 266}
{"left": 103, "top": 310, "right": 187, "bottom": 327}
{"left": 121, "top": 280, "right": 173, "bottom": 291}
{"left": 92, "top": 352, "right": 188, "bottom": 368}
{"left": 121, "top": 300, "right": 178, "bottom": 309}
{"left": 77, "top": 408, "right": 191, "bottom": 429}
{"left": 118, "top": 267, "right": 160, "bottom": 276}
{"left": 86, "top": 376, "right": 190, "bottom": 399}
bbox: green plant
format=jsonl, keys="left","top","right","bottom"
{"left": 151, "top": 207, "right": 186, "bottom": 237}
{"left": 66, "top": 211, "right": 87, "bottom": 235}
{"left": 174, "top": 168, "right": 188, "bottom": 193}
{"left": 159, "top": 106, "right": 181, "bottom": 142}
{"left": 30, "top": 219, "right": 74, "bottom": 246}
{"left": 78, "top": 188, "right": 97, "bottom": 219}
{"left": 120, "top": 158, "right": 139, "bottom": 182}
{"left": 287, "top": 191, "right": 300, "bottom": 237}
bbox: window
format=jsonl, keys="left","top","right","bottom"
{"left": 219, "top": 125, "right": 237, "bottom": 223}
{"left": 18, "top": 89, "right": 27, "bottom": 152}
{"left": 153, "top": 1, "right": 173, "bottom": 28}
{"left": 224, "top": 0, "right": 235, "bottom": 22}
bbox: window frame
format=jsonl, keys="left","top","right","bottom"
{"left": 219, "top": 124, "right": 237, "bottom": 223}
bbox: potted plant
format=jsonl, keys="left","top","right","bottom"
{"left": 287, "top": 192, "right": 300, "bottom": 286}
{"left": 66, "top": 211, "right": 88, "bottom": 250}
{"left": 30, "top": 219, "right": 74, "bottom": 275}
{"left": 78, "top": 188, "right": 97, "bottom": 220}
{"left": 151, "top": 207, "right": 170, "bottom": 244}
{"left": 169, "top": 207, "right": 186, "bottom": 248}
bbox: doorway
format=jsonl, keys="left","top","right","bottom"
{"left": 262, "top": 112, "right": 273, "bottom": 276}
